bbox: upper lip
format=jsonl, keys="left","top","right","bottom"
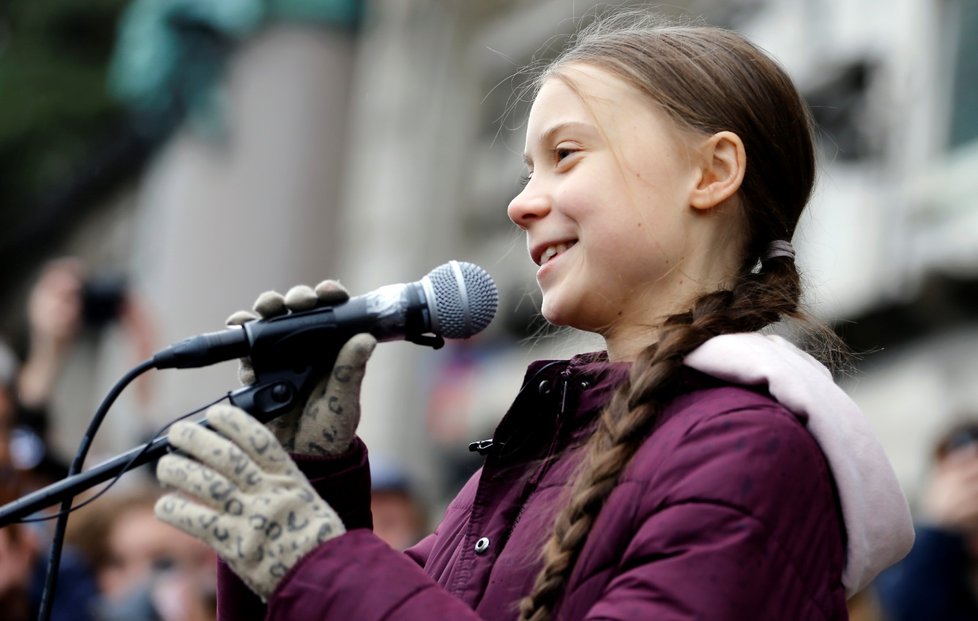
{"left": 530, "top": 238, "right": 578, "bottom": 266}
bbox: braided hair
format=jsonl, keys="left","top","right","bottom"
{"left": 517, "top": 13, "right": 824, "bottom": 621}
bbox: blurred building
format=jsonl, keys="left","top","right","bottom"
{"left": 0, "top": 0, "right": 974, "bottom": 508}
{"left": 735, "top": 0, "right": 978, "bottom": 502}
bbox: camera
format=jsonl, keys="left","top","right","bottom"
{"left": 81, "top": 274, "right": 128, "bottom": 328}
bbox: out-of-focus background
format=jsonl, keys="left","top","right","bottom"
{"left": 0, "top": 0, "right": 975, "bottom": 616}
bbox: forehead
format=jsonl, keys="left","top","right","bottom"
{"left": 525, "top": 64, "right": 679, "bottom": 148}
{"left": 528, "top": 65, "right": 630, "bottom": 126}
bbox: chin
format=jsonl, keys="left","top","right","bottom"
{"left": 540, "top": 295, "right": 584, "bottom": 330}
{"left": 539, "top": 296, "right": 567, "bottom": 327}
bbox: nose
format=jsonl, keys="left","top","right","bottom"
{"left": 507, "top": 184, "right": 551, "bottom": 230}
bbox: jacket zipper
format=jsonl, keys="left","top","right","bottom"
{"left": 513, "top": 369, "right": 575, "bottom": 534}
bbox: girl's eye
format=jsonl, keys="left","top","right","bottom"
{"left": 518, "top": 173, "right": 532, "bottom": 187}
{"left": 554, "top": 146, "right": 577, "bottom": 163}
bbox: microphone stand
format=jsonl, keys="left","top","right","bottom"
{"left": 0, "top": 363, "right": 315, "bottom": 527}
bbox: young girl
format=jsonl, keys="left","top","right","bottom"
{"left": 153, "top": 12, "right": 914, "bottom": 620}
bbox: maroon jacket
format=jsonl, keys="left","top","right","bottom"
{"left": 218, "top": 354, "right": 848, "bottom": 620}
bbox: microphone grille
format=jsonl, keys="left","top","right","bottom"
{"left": 424, "top": 261, "right": 498, "bottom": 339}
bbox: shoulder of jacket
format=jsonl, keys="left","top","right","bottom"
{"left": 622, "top": 384, "right": 816, "bottom": 485}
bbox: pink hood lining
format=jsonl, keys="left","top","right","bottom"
{"left": 685, "top": 333, "right": 914, "bottom": 597}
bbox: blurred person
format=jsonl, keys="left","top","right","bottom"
{"left": 0, "top": 481, "right": 98, "bottom": 621}
{"left": 874, "top": 419, "right": 978, "bottom": 621}
{"left": 1, "top": 258, "right": 156, "bottom": 620}
{"left": 0, "top": 344, "right": 37, "bottom": 621}
{"left": 0, "top": 259, "right": 76, "bottom": 491}
{"left": 13, "top": 257, "right": 152, "bottom": 488}
{"left": 15, "top": 257, "right": 88, "bottom": 438}
{"left": 2, "top": 339, "right": 98, "bottom": 621}
{"left": 2, "top": 334, "right": 70, "bottom": 501}
{"left": 369, "top": 457, "right": 428, "bottom": 551}
{"left": 16, "top": 256, "right": 155, "bottom": 449}
{"left": 847, "top": 587, "right": 884, "bottom": 621}
{"left": 423, "top": 337, "right": 542, "bottom": 500}
{"left": 149, "top": 10, "right": 914, "bottom": 621}
{"left": 66, "top": 486, "right": 217, "bottom": 621}
{"left": 0, "top": 508, "right": 37, "bottom": 621}
{"left": 1, "top": 340, "right": 20, "bottom": 471}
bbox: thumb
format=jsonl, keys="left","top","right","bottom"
{"left": 330, "top": 333, "right": 377, "bottom": 396}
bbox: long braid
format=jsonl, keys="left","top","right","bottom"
{"left": 518, "top": 258, "right": 803, "bottom": 621}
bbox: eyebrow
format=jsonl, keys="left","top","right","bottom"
{"left": 522, "top": 121, "right": 596, "bottom": 168}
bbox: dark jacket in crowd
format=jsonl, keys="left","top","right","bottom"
{"left": 875, "top": 524, "right": 978, "bottom": 621}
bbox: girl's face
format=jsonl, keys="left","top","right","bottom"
{"left": 509, "top": 65, "right": 741, "bottom": 359}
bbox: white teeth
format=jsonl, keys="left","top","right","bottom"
{"left": 541, "top": 242, "right": 571, "bottom": 264}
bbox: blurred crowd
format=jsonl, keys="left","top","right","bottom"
{"left": 0, "top": 258, "right": 216, "bottom": 621}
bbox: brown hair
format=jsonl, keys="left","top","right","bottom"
{"left": 517, "top": 12, "right": 827, "bottom": 621}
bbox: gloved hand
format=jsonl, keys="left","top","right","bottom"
{"left": 225, "top": 280, "right": 376, "bottom": 456}
{"left": 155, "top": 404, "right": 345, "bottom": 600}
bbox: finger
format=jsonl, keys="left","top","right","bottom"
{"left": 167, "top": 419, "right": 267, "bottom": 489}
{"left": 157, "top": 454, "right": 240, "bottom": 512}
{"left": 294, "top": 334, "right": 376, "bottom": 455}
{"left": 253, "top": 291, "right": 287, "bottom": 319}
{"left": 206, "top": 404, "right": 293, "bottom": 473}
{"left": 155, "top": 493, "right": 235, "bottom": 555}
{"left": 313, "top": 280, "right": 350, "bottom": 306}
{"left": 284, "top": 285, "right": 318, "bottom": 312}
{"left": 334, "top": 333, "right": 377, "bottom": 374}
{"left": 305, "top": 334, "right": 376, "bottom": 417}
{"left": 225, "top": 310, "right": 258, "bottom": 327}
{"left": 329, "top": 334, "right": 377, "bottom": 399}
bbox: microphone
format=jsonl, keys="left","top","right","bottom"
{"left": 152, "top": 261, "right": 498, "bottom": 371}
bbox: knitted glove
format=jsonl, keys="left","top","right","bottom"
{"left": 155, "top": 404, "right": 344, "bottom": 600}
{"left": 225, "top": 280, "right": 376, "bottom": 456}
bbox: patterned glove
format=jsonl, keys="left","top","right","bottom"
{"left": 225, "top": 280, "right": 376, "bottom": 455}
{"left": 155, "top": 404, "right": 344, "bottom": 600}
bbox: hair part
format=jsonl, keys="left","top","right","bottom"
{"left": 516, "top": 11, "right": 842, "bottom": 621}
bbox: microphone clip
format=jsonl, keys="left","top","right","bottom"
{"left": 228, "top": 364, "right": 319, "bottom": 424}
{"left": 406, "top": 333, "right": 445, "bottom": 349}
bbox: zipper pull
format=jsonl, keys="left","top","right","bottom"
{"left": 560, "top": 369, "right": 572, "bottom": 415}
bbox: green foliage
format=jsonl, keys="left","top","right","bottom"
{"left": 0, "top": 0, "right": 129, "bottom": 241}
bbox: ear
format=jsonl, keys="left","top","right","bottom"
{"left": 689, "top": 131, "right": 746, "bottom": 211}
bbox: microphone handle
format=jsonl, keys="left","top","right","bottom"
{"left": 152, "top": 281, "right": 432, "bottom": 371}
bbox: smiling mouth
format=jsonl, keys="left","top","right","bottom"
{"left": 540, "top": 241, "right": 576, "bottom": 265}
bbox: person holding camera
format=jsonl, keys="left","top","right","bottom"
{"left": 875, "top": 420, "right": 978, "bottom": 621}
{"left": 15, "top": 258, "right": 88, "bottom": 437}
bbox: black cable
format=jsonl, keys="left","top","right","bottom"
{"left": 37, "top": 358, "right": 156, "bottom": 621}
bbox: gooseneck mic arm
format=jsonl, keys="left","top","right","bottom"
{"left": 0, "top": 370, "right": 309, "bottom": 526}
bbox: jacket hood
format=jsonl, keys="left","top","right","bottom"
{"left": 684, "top": 333, "right": 914, "bottom": 597}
